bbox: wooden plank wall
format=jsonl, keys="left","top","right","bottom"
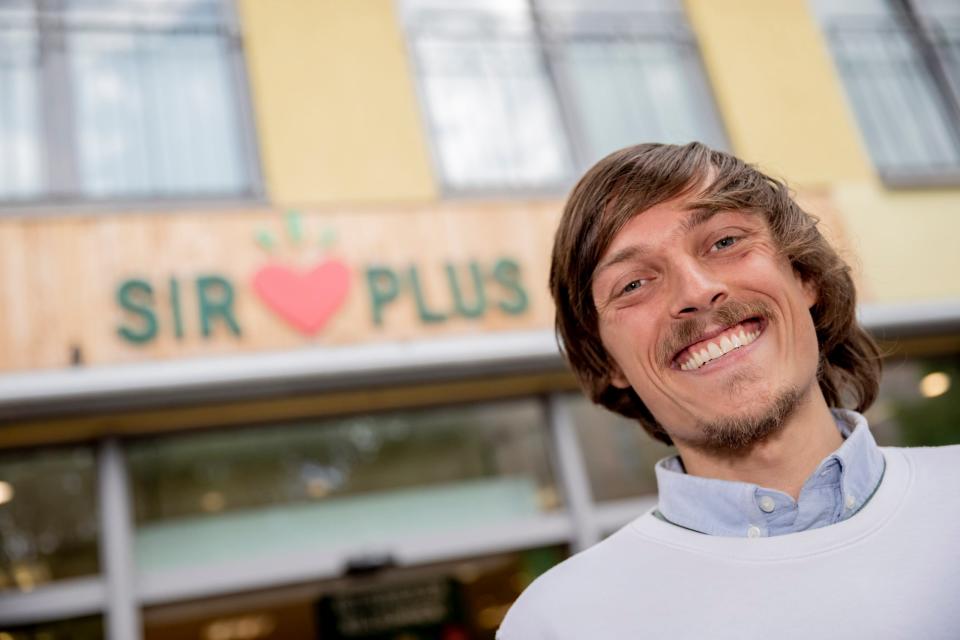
{"left": 0, "top": 202, "right": 563, "bottom": 372}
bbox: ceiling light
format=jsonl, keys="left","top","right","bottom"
{"left": 920, "top": 371, "right": 950, "bottom": 398}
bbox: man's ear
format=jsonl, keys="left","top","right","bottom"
{"left": 801, "top": 276, "right": 819, "bottom": 309}
{"left": 609, "top": 362, "right": 631, "bottom": 389}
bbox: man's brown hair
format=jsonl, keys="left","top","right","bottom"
{"left": 549, "top": 142, "right": 881, "bottom": 445}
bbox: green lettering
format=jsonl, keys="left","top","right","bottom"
{"left": 196, "top": 275, "right": 241, "bottom": 338}
{"left": 409, "top": 265, "right": 446, "bottom": 324}
{"left": 366, "top": 266, "right": 401, "bottom": 326}
{"left": 446, "top": 261, "right": 486, "bottom": 318}
{"left": 116, "top": 279, "right": 158, "bottom": 344}
{"left": 170, "top": 277, "right": 184, "bottom": 340}
{"left": 492, "top": 258, "right": 528, "bottom": 315}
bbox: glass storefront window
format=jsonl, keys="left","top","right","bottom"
{"left": 128, "top": 400, "right": 559, "bottom": 574}
{"left": 0, "top": 446, "right": 99, "bottom": 592}
{"left": 0, "top": 615, "right": 103, "bottom": 640}
{"left": 565, "top": 394, "right": 674, "bottom": 502}
{"left": 866, "top": 354, "right": 960, "bottom": 447}
{"left": 142, "top": 545, "right": 567, "bottom": 640}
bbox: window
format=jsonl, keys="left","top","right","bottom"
{"left": 141, "top": 546, "right": 567, "bottom": 640}
{"left": 866, "top": 353, "right": 960, "bottom": 447}
{"left": 810, "top": 0, "right": 960, "bottom": 184}
{"left": 565, "top": 394, "right": 674, "bottom": 503}
{"left": 399, "top": 0, "right": 727, "bottom": 194}
{"left": 128, "top": 400, "right": 560, "bottom": 574}
{"left": 0, "top": 615, "right": 103, "bottom": 640}
{"left": 0, "top": 0, "right": 259, "bottom": 204}
{"left": 0, "top": 445, "right": 100, "bottom": 592}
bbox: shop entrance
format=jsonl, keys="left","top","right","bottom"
{"left": 142, "top": 546, "right": 565, "bottom": 640}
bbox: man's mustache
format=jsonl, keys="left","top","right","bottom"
{"left": 657, "top": 299, "right": 773, "bottom": 366}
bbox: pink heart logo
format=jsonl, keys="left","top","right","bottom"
{"left": 252, "top": 260, "right": 351, "bottom": 335}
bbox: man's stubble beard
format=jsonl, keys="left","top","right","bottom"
{"left": 679, "top": 377, "right": 807, "bottom": 456}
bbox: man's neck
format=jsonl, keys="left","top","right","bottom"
{"left": 675, "top": 389, "right": 842, "bottom": 499}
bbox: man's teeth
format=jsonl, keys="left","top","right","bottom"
{"left": 679, "top": 329, "right": 760, "bottom": 371}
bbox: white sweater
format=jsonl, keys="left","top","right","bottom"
{"left": 498, "top": 446, "right": 960, "bottom": 640}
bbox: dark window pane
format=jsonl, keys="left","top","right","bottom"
{"left": 0, "top": 615, "right": 103, "bottom": 640}
{"left": 128, "top": 400, "right": 560, "bottom": 573}
{"left": 0, "top": 447, "right": 100, "bottom": 592}
{"left": 566, "top": 394, "right": 674, "bottom": 502}
{"left": 865, "top": 355, "right": 960, "bottom": 447}
{"left": 142, "top": 545, "right": 567, "bottom": 640}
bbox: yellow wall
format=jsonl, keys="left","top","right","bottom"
{"left": 684, "top": 0, "right": 873, "bottom": 186}
{"left": 834, "top": 185, "right": 960, "bottom": 303}
{"left": 237, "top": 0, "right": 437, "bottom": 205}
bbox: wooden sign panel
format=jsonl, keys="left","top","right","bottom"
{"left": 0, "top": 202, "right": 563, "bottom": 372}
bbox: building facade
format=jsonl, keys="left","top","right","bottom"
{"left": 1, "top": 0, "right": 959, "bottom": 638}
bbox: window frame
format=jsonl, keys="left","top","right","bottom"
{"left": 399, "top": 0, "right": 729, "bottom": 199}
{"left": 817, "top": 0, "right": 960, "bottom": 187}
{"left": 0, "top": 0, "right": 264, "bottom": 214}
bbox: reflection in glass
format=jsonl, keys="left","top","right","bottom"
{"left": 128, "top": 400, "right": 559, "bottom": 572}
{"left": 866, "top": 355, "right": 960, "bottom": 447}
{"left": 142, "top": 546, "right": 566, "bottom": 640}
{"left": 565, "top": 394, "right": 674, "bottom": 502}
{"left": 0, "top": 615, "right": 103, "bottom": 640}
{"left": 0, "top": 447, "right": 100, "bottom": 592}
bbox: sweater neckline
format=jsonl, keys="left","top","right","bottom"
{"left": 629, "top": 447, "right": 911, "bottom": 562}
{"left": 652, "top": 409, "right": 886, "bottom": 538}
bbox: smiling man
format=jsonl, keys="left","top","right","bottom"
{"left": 498, "top": 143, "right": 960, "bottom": 639}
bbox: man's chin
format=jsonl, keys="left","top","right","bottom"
{"left": 682, "top": 385, "right": 805, "bottom": 456}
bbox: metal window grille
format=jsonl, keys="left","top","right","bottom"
{"left": 398, "top": 0, "right": 728, "bottom": 196}
{"left": 812, "top": 0, "right": 960, "bottom": 185}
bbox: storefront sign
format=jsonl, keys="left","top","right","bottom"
{"left": 115, "top": 212, "right": 530, "bottom": 345}
{"left": 0, "top": 204, "right": 560, "bottom": 372}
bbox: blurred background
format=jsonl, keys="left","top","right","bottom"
{"left": 1, "top": 0, "right": 960, "bottom": 638}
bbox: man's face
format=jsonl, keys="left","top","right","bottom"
{"left": 590, "top": 194, "right": 820, "bottom": 449}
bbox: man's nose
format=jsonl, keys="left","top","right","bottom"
{"left": 669, "top": 259, "right": 728, "bottom": 317}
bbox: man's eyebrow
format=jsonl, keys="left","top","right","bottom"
{"left": 679, "top": 207, "right": 723, "bottom": 233}
{"left": 593, "top": 245, "right": 649, "bottom": 280}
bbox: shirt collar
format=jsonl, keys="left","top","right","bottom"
{"left": 654, "top": 409, "right": 885, "bottom": 537}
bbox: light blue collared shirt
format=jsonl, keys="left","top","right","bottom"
{"left": 654, "top": 409, "right": 885, "bottom": 538}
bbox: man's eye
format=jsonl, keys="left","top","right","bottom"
{"left": 711, "top": 236, "right": 738, "bottom": 252}
{"left": 622, "top": 280, "right": 644, "bottom": 294}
